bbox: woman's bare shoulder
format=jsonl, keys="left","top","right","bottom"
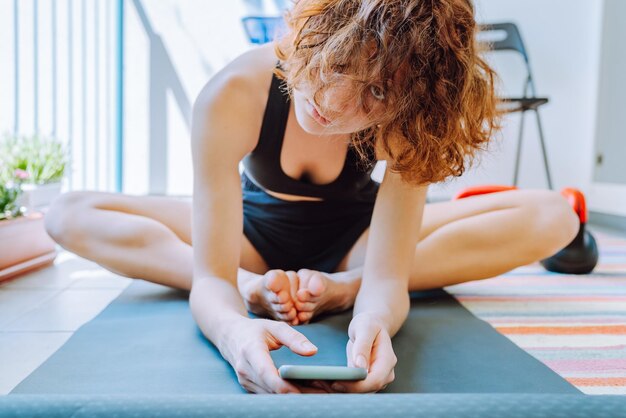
{"left": 192, "top": 44, "right": 278, "bottom": 158}
{"left": 195, "top": 44, "right": 278, "bottom": 110}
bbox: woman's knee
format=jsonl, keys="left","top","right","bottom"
{"left": 44, "top": 191, "right": 100, "bottom": 244}
{"left": 521, "top": 190, "right": 580, "bottom": 258}
{"left": 46, "top": 191, "right": 185, "bottom": 251}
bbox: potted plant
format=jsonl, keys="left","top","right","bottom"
{"left": 0, "top": 156, "right": 57, "bottom": 284}
{"left": 1, "top": 133, "right": 68, "bottom": 212}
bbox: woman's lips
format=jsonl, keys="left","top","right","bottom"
{"left": 306, "top": 99, "right": 331, "bottom": 126}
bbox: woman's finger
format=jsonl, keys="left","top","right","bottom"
{"left": 236, "top": 354, "right": 271, "bottom": 394}
{"left": 385, "top": 368, "right": 395, "bottom": 386}
{"left": 240, "top": 377, "right": 267, "bottom": 394}
{"left": 267, "top": 321, "right": 318, "bottom": 356}
{"left": 349, "top": 322, "right": 379, "bottom": 370}
{"left": 346, "top": 339, "right": 354, "bottom": 367}
{"left": 336, "top": 333, "right": 396, "bottom": 393}
{"left": 245, "top": 346, "right": 300, "bottom": 394}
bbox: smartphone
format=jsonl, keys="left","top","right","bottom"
{"left": 278, "top": 365, "right": 367, "bottom": 381}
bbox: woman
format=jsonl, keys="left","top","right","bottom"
{"left": 45, "top": 0, "right": 579, "bottom": 394}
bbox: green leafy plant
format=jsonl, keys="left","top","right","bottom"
{"left": 0, "top": 133, "right": 68, "bottom": 185}
{"left": 0, "top": 164, "right": 24, "bottom": 221}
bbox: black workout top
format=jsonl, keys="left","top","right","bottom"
{"left": 242, "top": 73, "right": 380, "bottom": 202}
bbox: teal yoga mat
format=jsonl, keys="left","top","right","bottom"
{"left": 10, "top": 279, "right": 577, "bottom": 395}
{"left": 2, "top": 394, "right": 626, "bottom": 418}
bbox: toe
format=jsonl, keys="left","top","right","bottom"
{"left": 276, "top": 289, "right": 292, "bottom": 303}
{"left": 295, "top": 299, "right": 316, "bottom": 312}
{"left": 297, "top": 288, "right": 320, "bottom": 303}
{"left": 263, "top": 271, "right": 293, "bottom": 304}
{"left": 264, "top": 270, "right": 289, "bottom": 294}
{"left": 297, "top": 311, "right": 313, "bottom": 323}
{"left": 285, "top": 270, "right": 300, "bottom": 302}
{"left": 272, "top": 300, "right": 294, "bottom": 314}
{"left": 264, "top": 288, "right": 291, "bottom": 304}
{"left": 276, "top": 307, "right": 298, "bottom": 322}
{"left": 297, "top": 272, "right": 326, "bottom": 301}
{"left": 307, "top": 273, "right": 326, "bottom": 298}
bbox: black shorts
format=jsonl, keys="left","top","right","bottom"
{"left": 241, "top": 171, "right": 379, "bottom": 273}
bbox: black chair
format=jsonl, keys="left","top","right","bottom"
{"left": 478, "top": 22, "right": 553, "bottom": 189}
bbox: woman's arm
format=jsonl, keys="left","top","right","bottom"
{"left": 188, "top": 72, "right": 258, "bottom": 344}
{"left": 330, "top": 163, "right": 427, "bottom": 394}
{"left": 188, "top": 68, "right": 321, "bottom": 394}
{"left": 354, "top": 164, "right": 427, "bottom": 336}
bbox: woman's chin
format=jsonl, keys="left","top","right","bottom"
{"left": 294, "top": 109, "right": 329, "bottom": 134}
{"left": 300, "top": 121, "right": 327, "bottom": 135}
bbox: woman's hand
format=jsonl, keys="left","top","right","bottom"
{"left": 219, "top": 316, "right": 328, "bottom": 394}
{"left": 327, "top": 312, "right": 397, "bottom": 393}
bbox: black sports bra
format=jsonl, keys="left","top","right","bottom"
{"left": 241, "top": 73, "right": 379, "bottom": 201}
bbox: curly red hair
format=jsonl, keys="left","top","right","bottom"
{"left": 275, "top": 0, "right": 501, "bottom": 185}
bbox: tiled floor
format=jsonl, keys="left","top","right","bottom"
{"left": 0, "top": 248, "right": 132, "bottom": 394}
{"left": 0, "top": 224, "right": 624, "bottom": 395}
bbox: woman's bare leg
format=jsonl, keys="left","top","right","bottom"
{"left": 292, "top": 189, "right": 580, "bottom": 321}
{"left": 44, "top": 191, "right": 269, "bottom": 291}
{"left": 45, "top": 191, "right": 309, "bottom": 322}
{"left": 403, "top": 189, "right": 580, "bottom": 290}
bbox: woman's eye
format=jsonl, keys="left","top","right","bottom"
{"left": 370, "top": 85, "right": 385, "bottom": 100}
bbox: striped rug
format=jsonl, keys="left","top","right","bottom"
{"left": 445, "top": 230, "right": 626, "bottom": 395}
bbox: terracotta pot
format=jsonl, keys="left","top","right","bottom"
{"left": 0, "top": 212, "right": 57, "bottom": 283}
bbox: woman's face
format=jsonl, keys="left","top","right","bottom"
{"left": 292, "top": 76, "right": 385, "bottom": 136}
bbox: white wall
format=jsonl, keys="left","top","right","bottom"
{"left": 587, "top": 0, "right": 626, "bottom": 217}
{"left": 430, "top": 0, "right": 604, "bottom": 200}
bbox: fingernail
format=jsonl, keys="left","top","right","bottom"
{"left": 301, "top": 341, "right": 317, "bottom": 351}
{"left": 331, "top": 383, "right": 346, "bottom": 392}
{"left": 356, "top": 355, "right": 367, "bottom": 369}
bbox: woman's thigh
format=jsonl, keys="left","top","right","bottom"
{"left": 335, "top": 189, "right": 564, "bottom": 272}
{"left": 57, "top": 191, "right": 270, "bottom": 274}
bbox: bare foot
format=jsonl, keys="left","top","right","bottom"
{"left": 238, "top": 269, "right": 301, "bottom": 325}
{"left": 294, "top": 269, "right": 360, "bottom": 324}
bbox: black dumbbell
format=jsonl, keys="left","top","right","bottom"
{"left": 540, "top": 188, "right": 599, "bottom": 275}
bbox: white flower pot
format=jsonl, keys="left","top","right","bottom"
{"left": 16, "top": 182, "right": 63, "bottom": 212}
